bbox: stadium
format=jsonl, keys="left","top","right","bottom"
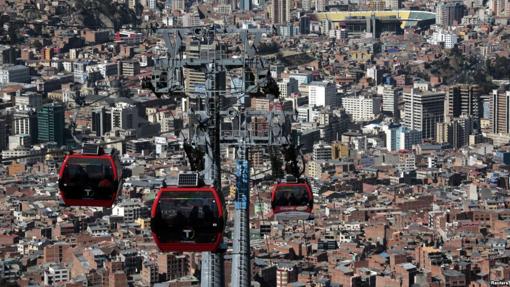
{"left": 312, "top": 10, "right": 437, "bottom": 36}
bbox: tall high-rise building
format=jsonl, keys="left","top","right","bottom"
{"left": 276, "top": 266, "right": 298, "bottom": 287}
{"left": 111, "top": 103, "right": 138, "bottom": 131}
{"left": 313, "top": 142, "right": 332, "bottom": 160}
{"left": 73, "top": 61, "right": 87, "bottom": 84}
{"left": 308, "top": 81, "right": 336, "bottom": 107}
{"left": 315, "top": 0, "right": 326, "bottom": 11}
{"left": 436, "top": 116, "right": 473, "bottom": 148}
{"left": 490, "top": 89, "right": 510, "bottom": 134}
{"left": 91, "top": 107, "right": 112, "bottom": 137}
{"left": 342, "top": 95, "right": 381, "bottom": 122}
{"left": 240, "top": 0, "right": 252, "bottom": 10}
{"left": 382, "top": 85, "right": 399, "bottom": 118}
{"left": 183, "top": 65, "right": 226, "bottom": 111}
{"left": 271, "top": 0, "right": 290, "bottom": 24}
{"left": 184, "top": 67, "right": 206, "bottom": 95}
{"left": 302, "top": 0, "right": 311, "bottom": 10}
{"left": 385, "top": 124, "right": 422, "bottom": 151}
{"left": 0, "top": 45, "right": 17, "bottom": 65}
{"left": 436, "top": 2, "right": 465, "bottom": 27}
{"left": 172, "top": 0, "right": 185, "bottom": 11}
{"left": 385, "top": 0, "right": 401, "bottom": 9}
{"left": 277, "top": 78, "right": 299, "bottom": 97}
{"left": 403, "top": 89, "right": 445, "bottom": 139}
{"left": 13, "top": 107, "right": 38, "bottom": 143}
{"left": 0, "top": 119, "right": 6, "bottom": 151}
{"left": 446, "top": 84, "right": 481, "bottom": 129}
{"left": 489, "top": 0, "right": 507, "bottom": 16}
{"left": 149, "top": 0, "right": 157, "bottom": 10}
{"left": 37, "top": 103, "right": 65, "bottom": 146}
{"left": 299, "top": 16, "right": 311, "bottom": 34}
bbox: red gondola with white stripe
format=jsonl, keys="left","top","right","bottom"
{"left": 271, "top": 177, "right": 313, "bottom": 221}
{"left": 151, "top": 180, "right": 224, "bottom": 252}
{"left": 58, "top": 145, "right": 122, "bottom": 207}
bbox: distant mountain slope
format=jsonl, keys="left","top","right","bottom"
{"left": 70, "top": 0, "right": 139, "bottom": 30}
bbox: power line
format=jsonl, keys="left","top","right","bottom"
{"left": 0, "top": 129, "right": 177, "bottom": 163}
{"left": 9, "top": 19, "right": 210, "bottom": 32}
{"left": 66, "top": 94, "right": 114, "bottom": 111}
{"left": 70, "top": 94, "right": 115, "bottom": 145}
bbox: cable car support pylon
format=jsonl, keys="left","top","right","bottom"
{"left": 151, "top": 26, "right": 284, "bottom": 287}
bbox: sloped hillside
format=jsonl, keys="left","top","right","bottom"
{"left": 70, "top": 0, "right": 139, "bottom": 30}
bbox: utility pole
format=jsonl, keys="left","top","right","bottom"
{"left": 232, "top": 146, "right": 251, "bottom": 287}
{"left": 231, "top": 30, "right": 252, "bottom": 287}
{"left": 201, "top": 61, "right": 226, "bottom": 287}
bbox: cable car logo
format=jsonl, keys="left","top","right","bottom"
{"left": 183, "top": 229, "right": 195, "bottom": 240}
{"left": 84, "top": 188, "right": 93, "bottom": 197}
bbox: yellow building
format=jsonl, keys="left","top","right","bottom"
{"left": 331, "top": 142, "right": 350, "bottom": 159}
{"left": 135, "top": 217, "right": 151, "bottom": 229}
{"left": 47, "top": 91, "right": 63, "bottom": 102}
{"left": 350, "top": 50, "right": 373, "bottom": 62}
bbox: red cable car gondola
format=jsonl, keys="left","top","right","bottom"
{"left": 58, "top": 145, "right": 122, "bottom": 207}
{"left": 151, "top": 186, "right": 225, "bottom": 252}
{"left": 271, "top": 179, "right": 313, "bottom": 221}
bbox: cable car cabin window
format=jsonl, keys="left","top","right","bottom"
{"left": 153, "top": 191, "right": 220, "bottom": 244}
{"left": 273, "top": 185, "right": 311, "bottom": 207}
{"left": 60, "top": 157, "right": 116, "bottom": 200}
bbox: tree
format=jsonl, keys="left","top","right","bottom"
{"left": 488, "top": 56, "right": 510, "bottom": 79}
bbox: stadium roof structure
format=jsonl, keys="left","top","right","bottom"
{"left": 312, "top": 10, "right": 436, "bottom": 28}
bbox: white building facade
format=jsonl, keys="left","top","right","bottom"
{"left": 342, "top": 96, "right": 381, "bottom": 122}
{"left": 308, "top": 81, "right": 336, "bottom": 107}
